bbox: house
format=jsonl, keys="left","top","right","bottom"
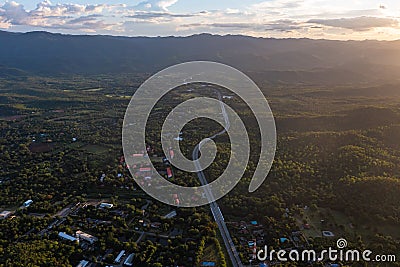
{"left": 115, "top": 250, "right": 125, "bottom": 263}
{"left": 99, "top": 203, "right": 114, "bottom": 209}
{"left": 76, "top": 260, "right": 89, "bottom": 267}
{"left": 322, "top": 231, "right": 335, "bottom": 237}
{"left": 163, "top": 210, "right": 177, "bottom": 219}
{"left": 248, "top": 240, "right": 256, "bottom": 247}
{"left": 124, "top": 253, "right": 135, "bottom": 266}
{"left": 58, "top": 232, "right": 78, "bottom": 242}
{"left": 76, "top": 230, "right": 98, "bottom": 244}
{"left": 150, "top": 222, "right": 161, "bottom": 228}
{"left": 0, "top": 210, "right": 12, "bottom": 219}
{"left": 280, "top": 237, "right": 289, "bottom": 243}
{"left": 162, "top": 157, "right": 170, "bottom": 165}
{"left": 23, "top": 199, "right": 33, "bottom": 207}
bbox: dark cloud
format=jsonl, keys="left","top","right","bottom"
{"left": 40, "top": 19, "right": 113, "bottom": 30}
{"left": 182, "top": 20, "right": 302, "bottom": 33}
{"left": 68, "top": 14, "right": 103, "bottom": 24}
{"left": 308, "top": 16, "right": 399, "bottom": 31}
{"left": 265, "top": 19, "right": 302, "bottom": 32}
{"left": 126, "top": 12, "right": 195, "bottom": 20}
{"left": 209, "top": 23, "right": 255, "bottom": 29}
{"left": 181, "top": 22, "right": 256, "bottom": 30}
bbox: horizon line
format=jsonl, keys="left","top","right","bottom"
{"left": 1, "top": 29, "right": 400, "bottom": 42}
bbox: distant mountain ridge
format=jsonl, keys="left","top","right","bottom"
{"left": 1, "top": 30, "right": 400, "bottom": 84}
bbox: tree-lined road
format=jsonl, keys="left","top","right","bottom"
{"left": 192, "top": 91, "right": 243, "bottom": 267}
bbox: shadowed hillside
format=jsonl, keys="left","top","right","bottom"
{"left": 1, "top": 31, "right": 400, "bottom": 85}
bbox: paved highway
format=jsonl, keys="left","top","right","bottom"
{"left": 192, "top": 91, "right": 243, "bottom": 267}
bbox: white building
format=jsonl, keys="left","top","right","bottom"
{"left": 23, "top": 199, "right": 33, "bottom": 207}
{"left": 163, "top": 210, "right": 177, "bottom": 219}
{"left": 76, "top": 230, "right": 98, "bottom": 244}
{"left": 124, "top": 253, "right": 135, "bottom": 266}
{"left": 0, "top": 211, "right": 12, "bottom": 220}
{"left": 115, "top": 250, "right": 125, "bottom": 263}
{"left": 58, "top": 232, "right": 78, "bottom": 242}
{"left": 76, "top": 260, "right": 89, "bottom": 267}
{"left": 99, "top": 203, "right": 114, "bottom": 209}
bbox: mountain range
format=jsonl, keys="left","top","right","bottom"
{"left": 1, "top": 30, "right": 400, "bottom": 85}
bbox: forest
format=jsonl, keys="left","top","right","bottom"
{"left": 0, "top": 71, "right": 399, "bottom": 266}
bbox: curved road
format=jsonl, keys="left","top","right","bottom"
{"left": 192, "top": 91, "right": 243, "bottom": 267}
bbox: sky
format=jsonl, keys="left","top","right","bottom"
{"left": 1, "top": 0, "right": 400, "bottom": 40}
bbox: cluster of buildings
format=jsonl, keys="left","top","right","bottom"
{"left": 0, "top": 199, "right": 34, "bottom": 220}
{"left": 58, "top": 230, "right": 98, "bottom": 245}
{"left": 114, "top": 250, "right": 135, "bottom": 266}
{"left": 124, "top": 144, "right": 182, "bottom": 206}
{"left": 230, "top": 220, "right": 268, "bottom": 262}
{"left": 127, "top": 150, "right": 155, "bottom": 187}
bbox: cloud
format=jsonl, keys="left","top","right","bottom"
{"left": 181, "top": 20, "right": 303, "bottom": 33}
{"left": 0, "top": 20, "right": 11, "bottom": 28}
{"left": 54, "top": 20, "right": 114, "bottom": 31}
{"left": 126, "top": 11, "right": 194, "bottom": 21}
{"left": 1, "top": 0, "right": 400, "bottom": 40}
{"left": 0, "top": 0, "right": 185, "bottom": 28}
{"left": 0, "top": 1, "right": 29, "bottom": 25}
{"left": 225, "top": 8, "right": 240, "bottom": 14}
{"left": 308, "top": 16, "right": 399, "bottom": 31}
{"left": 0, "top": 1, "right": 117, "bottom": 30}
{"left": 68, "top": 14, "right": 103, "bottom": 24}
{"left": 31, "top": 1, "right": 106, "bottom": 17}
{"left": 251, "top": 0, "right": 303, "bottom": 10}
{"left": 134, "top": 0, "right": 179, "bottom": 12}
{"left": 207, "top": 23, "right": 257, "bottom": 29}
{"left": 265, "top": 19, "right": 303, "bottom": 32}
{"left": 0, "top": 1, "right": 184, "bottom": 30}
